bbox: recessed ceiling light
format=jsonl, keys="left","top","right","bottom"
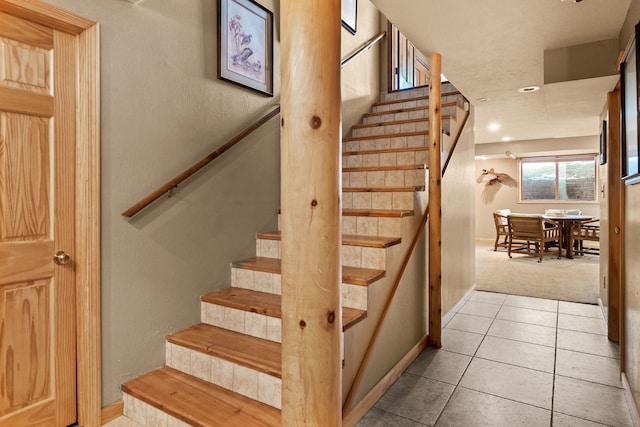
{"left": 561, "top": 0, "right": 582, "bottom": 3}
{"left": 518, "top": 85, "right": 540, "bottom": 93}
{"left": 487, "top": 122, "right": 501, "bottom": 132}
{"left": 476, "top": 97, "right": 489, "bottom": 103}
{"left": 502, "top": 136, "right": 513, "bottom": 142}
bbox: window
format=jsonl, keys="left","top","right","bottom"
{"left": 519, "top": 155, "right": 598, "bottom": 202}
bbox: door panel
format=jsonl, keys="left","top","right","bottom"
{"left": 0, "top": 12, "right": 76, "bottom": 427}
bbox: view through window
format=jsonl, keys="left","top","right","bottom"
{"left": 520, "top": 155, "right": 597, "bottom": 201}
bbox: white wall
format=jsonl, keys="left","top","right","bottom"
{"left": 44, "top": 0, "right": 384, "bottom": 405}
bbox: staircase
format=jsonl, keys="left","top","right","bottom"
{"left": 120, "top": 84, "right": 466, "bottom": 426}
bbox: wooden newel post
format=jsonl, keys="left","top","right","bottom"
{"left": 427, "top": 53, "right": 442, "bottom": 348}
{"left": 280, "top": 1, "right": 342, "bottom": 425}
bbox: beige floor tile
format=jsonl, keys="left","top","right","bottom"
{"left": 459, "top": 358, "right": 554, "bottom": 409}
{"left": 555, "top": 349, "right": 621, "bottom": 388}
{"left": 374, "top": 373, "right": 455, "bottom": 426}
{"left": 552, "top": 412, "right": 609, "bottom": 426}
{"left": 406, "top": 348, "right": 472, "bottom": 385}
{"left": 475, "top": 335, "right": 555, "bottom": 373}
{"left": 497, "top": 305, "right": 557, "bottom": 327}
{"left": 444, "top": 313, "right": 494, "bottom": 334}
{"left": 554, "top": 376, "right": 632, "bottom": 426}
{"left": 356, "top": 407, "right": 426, "bottom": 427}
{"left": 503, "top": 294, "right": 558, "bottom": 312}
{"left": 487, "top": 319, "right": 556, "bottom": 347}
{"left": 470, "top": 291, "right": 507, "bottom": 305}
{"left": 558, "top": 313, "right": 606, "bottom": 335}
{"left": 435, "top": 387, "right": 551, "bottom": 427}
{"left": 103, "top": 417, "right": 144, "bottom": 427}
{"left": 441, "top": 328, "right": 484, "bottom": 356}
{"left": 557, "top": 329, "right": 619, "bottom": 359}
{"left": 458, "top": 300, "right": 501, "bottom": 318}
{"left": 559, "top": 301, "right": 602, "bottom": 318}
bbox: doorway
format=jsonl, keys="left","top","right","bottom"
{"left": 0, "top": 1, "right": 100, "bottom": 426}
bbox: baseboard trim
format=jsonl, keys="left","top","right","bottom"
{"left": 442, "top": 284, "right": 477, "bottom": 328}
{"left": 622, "top": 372, "right": 640, "bottom": 427}
{"left": 101, "top": 399, "right": 124, "bottom": 425}
{"left": 342, "top": 335, "right": 428, "bottom": 427}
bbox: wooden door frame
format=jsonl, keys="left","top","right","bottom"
{"left": 0, "top": 1, "right": 101, "bottom": 426}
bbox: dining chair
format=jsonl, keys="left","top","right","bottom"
{"left": 507, "top": 214, "right": 562, "bottom": 262}
{"left": 569, "top": 219, "right": 600, "bottom": 256}
{"left": 493, "top": 209, "right": 511, "bottom": 251}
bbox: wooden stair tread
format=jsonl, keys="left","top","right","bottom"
{"left": 122, "top": 366, "right": 281, "bottom": 427}
{"left": 232, "top": 256, "right": 386, "bottom": 286}
{"left": 167, "top": 323, "right": 281, "bottom": 377}
{"left": 343, "top": 130, "right": 427, "bottom": 142}
{"left": 200, "top": 287, "right": 367, "bottom": 331}
{"left": 351, "top": 115, "right": 452, "bottom": 129}
{"left": 342, "top": 209, "right": 415, "bottom": 218}
{"left": 256, "top": 230, "right": 402, "bottom": 248}
{"left": 362, "top": 101, "right": 458, "bottom": 118}
{"left": 343, "top": 186, "right": 425, "bottom": 193}
{"left": 343, "top": 146, "right": 428, "bottom": 156}
{"left": 372, "top": 90, "right": 461, "bottom": 107}
{"left": 343, "top": 164, "right": 426, "bottom": 172}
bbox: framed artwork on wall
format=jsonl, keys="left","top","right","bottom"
{"left": 600, "top": 120, "right": 607, "bottom": 165}
{"left": 342, "top": 0, "right": 357, "bottom": 35}
{"left": 621, "top": 22, "right": 640, "bottom": 183}
{"left": 218, "top": 0, "right": 273, "bottom": 96}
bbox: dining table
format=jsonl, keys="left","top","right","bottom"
{"left": 542, "top": 214, "right": 594, "bottom": 258}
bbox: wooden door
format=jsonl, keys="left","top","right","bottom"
{"left": 0, "top": 11, "right": 77, "bottom": 427}
{"left": 390, "top": 24, "right": 430, "bottom": 91}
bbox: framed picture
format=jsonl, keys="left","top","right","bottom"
{"left": 218, "top": 0, "right": 273, "bottom": 96}
{"left": 621, "top": 22, "right": 640, "bottom": 182}
{"left": 342, "top": 0, "right": 357, "bottom": 35}
{"left": 600, "top": 120, "right": 607, "bottom": 165}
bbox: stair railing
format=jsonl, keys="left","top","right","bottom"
{"left": 122, "top": 31, "right": 386, "bottom": 219}
{"left": 342, "top": 93, "right": 470, "bottom": 416}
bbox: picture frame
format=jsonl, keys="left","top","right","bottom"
{"left": 620, "top": 22, "right": 640, "bottom": 182}
{"left": 218, "top": 0, "right": 273, "bottom": 96}
{"left": 600, "top": 120, "right": 607, "bottom": 165}
{"left": 341, "top": 0, "right": 357, "bottom": 35}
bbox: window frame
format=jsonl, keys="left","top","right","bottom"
{"left": 517, "top": 154, "right": 599, "bottom": 203}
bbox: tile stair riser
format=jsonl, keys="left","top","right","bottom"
{"left": 123, "top": 393, "right": 191, "bottom": 427}
{"left": 362, "top": 104, "right": 458, "bottom": 124}
{"left": 343, "top": 190, "right": 416, "bottom": 212}
{"left": 225, "top": 270, "right": 370, "bottom": 309}
{"left": 351, "top": 120, "right": 435, "bottom": 138}
{"left": 342, "top": 133, "right": 428, "bottom": 152}
{"left": 342, "top": 215, "right": 404, "bottom": 237}
{"left": 343, "top": 150, "right": 428, "bottom": 168}
{"left": 371, "top": 93, "right": 463, "bottom": 113}
{"left": 343, "top": 169, "right": 427, "bottom": 188}
{"left": 199, "top": 300, "right": 352, "bottom": 346}
{"left": 380, "top": 87, "right": 430, "bottom": 101}
{"left": 165, "top": 342, "right": 282, "bottom": 409}
{"left": 256, "top": 237, "right": 388, "bottom": 270}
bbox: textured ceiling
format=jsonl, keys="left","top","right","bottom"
{"left": 371, "top": 0, "right": 631, "bottom": 144}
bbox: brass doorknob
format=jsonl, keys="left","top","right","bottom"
{"left": 53, "top": 251, "right": 71, "bottom": 265}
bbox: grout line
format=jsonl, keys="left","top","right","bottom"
{"left": 550, "top": 297, "right": 559, "bottom": 427}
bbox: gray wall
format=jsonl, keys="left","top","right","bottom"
{"left": 45, "top": 0, "right": 383, "bottom": 405}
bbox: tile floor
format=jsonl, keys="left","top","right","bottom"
{"left": 357, "top": 291, "right": 633, "bottom": 427}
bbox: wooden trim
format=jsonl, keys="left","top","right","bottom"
{"left": 427, "top": 54, "right": 442, "bottom": 348}
{"left": 372, "top": 91, "right": 462, "bottom": 108}
{"left": 621, "top": 373, "right": 640, "bottom": 427}
{"left": 342, "top": 335, "right": 428, "bottom": 427}
{"left": 0, "top": 0, "right": 94, "bottom": 34}
{"left": 0, "top": 86, "right": 54, "bottom": 117}
{"left": 121, "top": 105, "right": 280, "bottom": 218}
{"left": 343, "top": 130, "right": 428, "bottom": 142}
{"left": 101, "top": 400, "right": 124, "bottom": 425}
{"left": 76, "top": 23, "right": 102, "bottom": 427}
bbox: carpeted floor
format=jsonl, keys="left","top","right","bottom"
{"left": 475, "top": 239, "right": 600, "bottom": 304}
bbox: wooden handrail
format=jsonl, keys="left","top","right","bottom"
{"left": 121, "top": 105, "right": 281, "bottom": 218}
{"left": 341, "top": 32, "right": 386, "bottom": 69}
{"left": 342, "top": 94, "right": 470, "bottom": 415}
